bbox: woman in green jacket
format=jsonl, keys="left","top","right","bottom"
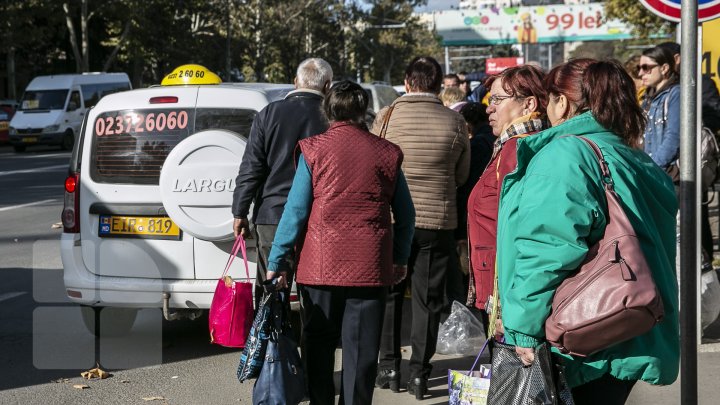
{"left": 497, "top": 59, "right": 679, "bottom": 404}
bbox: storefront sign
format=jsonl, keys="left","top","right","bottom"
{"left": 431, "top": 4, "right": 632, "bottom": 46}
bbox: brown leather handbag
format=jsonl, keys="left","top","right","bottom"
{"left": 544, "top": 137, "right": 665, "bottom": 357}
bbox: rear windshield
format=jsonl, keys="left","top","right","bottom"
{"left": 20, "top": 90, "right": 69, "bottom": 110}
{"left": 90, "top": 108, "right": 256, "bottom": 184}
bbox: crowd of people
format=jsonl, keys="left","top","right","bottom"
{"left": 230, "top": 41, "right": 720, "bottom": 403}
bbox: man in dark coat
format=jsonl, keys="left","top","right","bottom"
{"left": 231, "top": 58, "right": 333, "bottom": 305}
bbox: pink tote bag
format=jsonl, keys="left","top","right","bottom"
{"left": 209, "top": 236, "right": 253, "bottom": 348}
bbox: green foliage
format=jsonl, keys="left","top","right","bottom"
{"left": 604, "top": 0, "right": 675, "bottom": 39}
{"left": 0, "top": 0, "right": 443, "bottom": 94}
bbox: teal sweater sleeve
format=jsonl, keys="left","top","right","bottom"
{"left": 391, "top": 171, "right": 415, "bottom": 265}
{"left": 267, "top": 155, "right": 313, "bottom": 273}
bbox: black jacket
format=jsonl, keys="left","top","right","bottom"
{"left": 232, "top": 90, "right": 327, "bottom": 224}
{"left": 702, "top": 75, "right": 720, "bottom": 134}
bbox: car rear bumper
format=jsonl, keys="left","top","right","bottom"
{"left": 61, "top": 233, "right": 224, "bottom": 309}
{"left": 9, "top": 132, "right": 64, "bottom": 146}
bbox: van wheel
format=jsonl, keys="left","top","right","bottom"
{"left": 80, "top": 306, "right": 138, "bottom": 337}
{"left": 61, "top": 131, "right": 74, "bottom": 151}
{"left": 13, "top": 145, "right": 26, "bottom": 153}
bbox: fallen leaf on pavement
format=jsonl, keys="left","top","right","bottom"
{"left": 81, "top": 365, "right": 109, "bottom": 380}
{"left": 73, "top": 384, "right": 90, "bottom": 389}
{"left": 142, "top": 396, "right": 166, "bottom": 401}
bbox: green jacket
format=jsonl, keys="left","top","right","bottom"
{"left": 496, "top": 112, "right": 679, "bottom": 387}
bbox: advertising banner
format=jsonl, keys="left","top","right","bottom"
{"left": 703, "top": 18, "right": 720, "bottom": 91}
{"left": 432, "top": 4, "right": 632, "bottom": 46}
{"left": 485, "top": 57, "right": 524, "bottom": 74}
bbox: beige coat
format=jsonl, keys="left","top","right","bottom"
{"left": 372, "top": 94, "right": 470, "bottom": 230}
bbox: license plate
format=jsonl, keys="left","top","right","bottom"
{"left": 22, "top": 137, "right": 38, "bottom": 143}
{"left": 98, "top": 215, "right": 181, "bottom": 240}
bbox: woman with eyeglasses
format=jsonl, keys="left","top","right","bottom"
{"left": 465, "top": 65, "right": 548, "bottom": 336}
{"left": 496, "top": 58, "right": 678, "bottom": 404}
{"left": 639, "top": 46, "right": 680, "bottom": 182}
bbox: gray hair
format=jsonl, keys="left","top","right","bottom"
{"left": 296, "top": 58, "right": 333, "bottom": 91}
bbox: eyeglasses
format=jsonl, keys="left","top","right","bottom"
{"left": 636, "top": 64, "right": 658, "bottom": 73}
{"left": 488, "top": 94, "right": 514, "bottom": 105}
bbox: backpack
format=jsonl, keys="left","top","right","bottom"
{"left": 700, "top": 125, "right": 720, "bottom": 189}
{"left": 662, "top": 96, "right": 720, "bottom": 189}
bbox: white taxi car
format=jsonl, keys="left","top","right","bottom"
{"left": 60, "top": 65, "right": 295, "bottom": 335}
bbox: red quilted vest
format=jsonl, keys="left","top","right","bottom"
{"left": 296, "top": 122, "right": 403, "bottom": 287}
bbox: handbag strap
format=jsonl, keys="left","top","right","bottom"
{"left": 378, "top": 104, "right": 396, "bottom": 139}
{"left": 467, "top": 338, "right": 491, "bottom": 376}
{"left": 222, "top": 236, "right": 250, "bottom": 279}
{"left": 576, "top": 136, "right": 614, "bottom": 192}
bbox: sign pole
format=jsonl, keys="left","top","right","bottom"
{"left": 680, "top": 1, "right": 699, "bottom": 403}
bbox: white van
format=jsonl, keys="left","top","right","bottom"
{"left": 60, "top": 65, "right": 297, "bottom": 336}
{"left": 9, "top": 73, "right": 131, "bottom": 153}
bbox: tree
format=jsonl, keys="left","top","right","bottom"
{"left": 604, "top": 0, "right": 675, "bottom": 39}
{"left": 355, "top": 0, "right": 441, "bottom": 83}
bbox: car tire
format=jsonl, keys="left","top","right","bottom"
{"left": 80, "top": 306, "right": 138, "bottom": 337}
{"left": 13, "top": 145, "right": 26, "bottom": 153}
{"left": 61, "top": 130, "right": 74, "bottom": 151}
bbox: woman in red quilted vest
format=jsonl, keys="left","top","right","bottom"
{"left": 267, "top": 80, "right": 415, "bottom": 405}
{"left": 466, "top": 65, "right": 548, "bottom": 335}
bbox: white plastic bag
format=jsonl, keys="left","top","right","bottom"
{"left": 437, "top": 301, "right": 486, "bottom": 355}
{"left": 701, "top": 270, "right": 720, "bottom": 329}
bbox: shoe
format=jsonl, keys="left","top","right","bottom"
{"left": 406, "top": 377, "right": 427, "bottom": 400}
{"left": 375, "top": 369, "right": 400, "bottom": 392}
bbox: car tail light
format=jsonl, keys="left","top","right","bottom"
{"left": 149, "top": 96, "right": 179, "bottom": 104}
{"left": 62, "top": 173, "right": 80, "bottom": 233}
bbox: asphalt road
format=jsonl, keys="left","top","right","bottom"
{"left": 0, "top": 145, "right": 255, "bottom": 404}
{"left": 1, "top": 144, "right": 720, "bottom": 404}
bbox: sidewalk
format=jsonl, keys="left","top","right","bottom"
{"left": 367, "top": 343, "right": 720, "bottom": 404}
{"left": 364, "top": 297, "right": 720, "bottom": 404}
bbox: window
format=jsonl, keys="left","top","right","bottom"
{"left": 82, "top": 82, "right": 131, "bottom": 108}
{"left": 91, "top": 109, "right": 195, "bottom": 184}
{"left": 20, "top": 90, "right": 69, "bottom": 111}
{"left": 67, "top": 91, "right": 81, "bottom": 111}
{"left": 90, "top": 108, "right": 256, "bottom": 185}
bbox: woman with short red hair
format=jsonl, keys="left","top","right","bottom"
{"left": 466, "top": 65, "right": 548, "bottom": 335}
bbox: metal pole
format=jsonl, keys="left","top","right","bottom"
{"left": 679, "top": 2, "right": 699, "bottom": 404}
{"left": 445, "top": 47, "right": 450, "bottom": 73}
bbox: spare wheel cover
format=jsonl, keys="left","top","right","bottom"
{"left": 159, "top": 130, "right": 248, "bottom": 241}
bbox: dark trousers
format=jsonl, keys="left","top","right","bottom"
{"left": 702, "top": 191, "right": 714, "bottom": 259}
{"left": 409, "top": 229, "right": 455, "bottom": 379}
{"left": 254, "top": 224, "right": 295, "bottom": 308}
{"left": 445, "top": 241, "right": 468, "bottom": 312}
{"left": 378, "top": 273, "right": 410, "bottom": 371}
{"left": 571, "top": 373, "right": 636, "bottom": 405}
{"left": 301, "top": 285, "right": 386, "bottom": 405}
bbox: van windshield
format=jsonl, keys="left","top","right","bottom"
{"left": 20, "top": 90, "right": 69, "bottom": 111}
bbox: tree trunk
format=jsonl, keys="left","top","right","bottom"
{"left": 254, "top": 0, "right": 264, "bottom": 82}
{"left": 81, "top": 0, "right": 89, "bottom": 72}
{"left": 7, "top": 48, "right": 16, "bottom": 101}
{"left": 63, "top": 2, "right": 82, "bottom": 73}
{"left": 103, "top": 21, "right": 131, "bottom": 72}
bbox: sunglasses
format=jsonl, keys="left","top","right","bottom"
{"left": 636, "top": 63, "right": 658, "bottom": 73}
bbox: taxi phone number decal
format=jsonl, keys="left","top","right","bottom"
{"left": 94, "top": 110, "right": 189, "bottom": 136}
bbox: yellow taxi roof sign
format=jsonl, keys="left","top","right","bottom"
{"left": 161, "top": 64, "right": 222, "bottom": 86}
